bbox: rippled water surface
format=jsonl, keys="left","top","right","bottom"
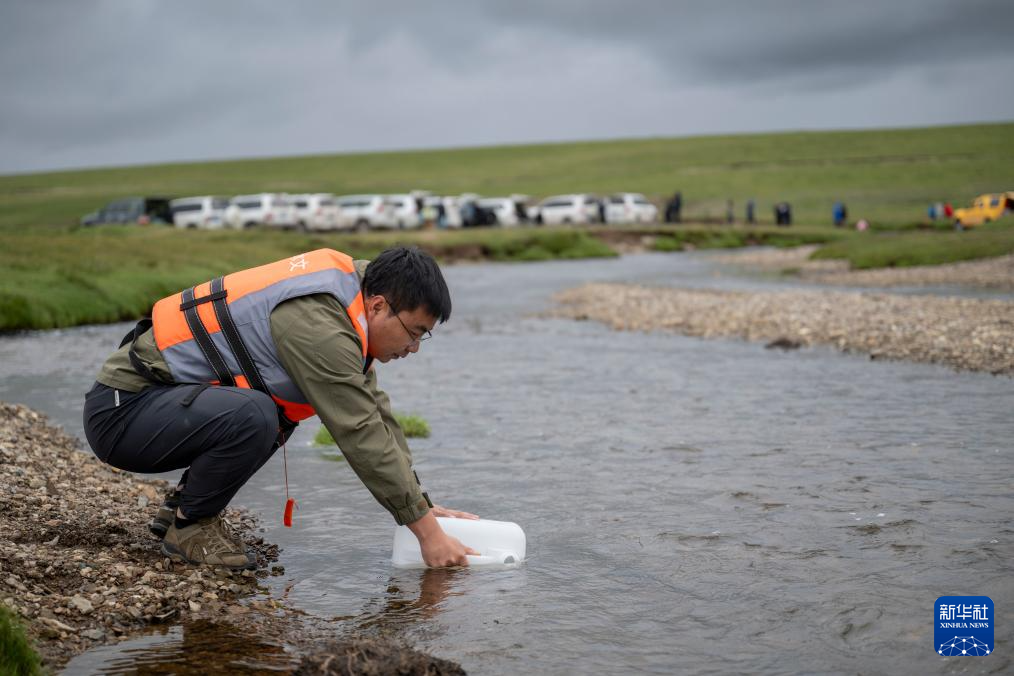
{"left": 3, "top": 252, "right": 1012, "bottom": 675}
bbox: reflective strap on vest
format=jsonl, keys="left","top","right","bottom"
{"left": 180, "top": 286, "right": 235, "bottom": 387}
{"left": 208, "top": 276, "right": 266, "bottom": 393}
{"left": 207, "top": 276, "right": 298, "bottom": 430}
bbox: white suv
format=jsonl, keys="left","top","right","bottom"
{"left": 223, "top": 193, "right": 296, "bottom": 229}
{"left": 604, "top": 193, "right": 658, "bottom": 224}
{"left": 170, "top": 196, "right": 229, "bottom": 229}
{"left": 426, "top": 196, "right": 463, "bottom": 228}
{"left": 384, "top": 194, "right": 423, "bottom": 229}
{"left": 335, "top": 194, "right": 393, "bottom": 230}
{"left": 537, "top": 194, "right": 600, "bottom": 225}
{"left": 291, "top": 193, "right": 341, "bottom": 231}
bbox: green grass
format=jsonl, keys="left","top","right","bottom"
{"left": 644, "top": 225, "right": 847, "bottom": 252}
{"left": 0, "top": 226, "right": 613, "bottom": 331}
{"left": 810, "top": 223, "right": 1014, "bottom": 269}
{"left": 0, "top": 604, "right": 43, "bottom": 676}
{"left": 393, "top": 414, "right": 431, "bottom": 438}
{"left": 2, "top": 122, "right": 1012, "bottom": 232}
{"left": 1, "top": 122, "right": 1011, "bottom": 330}
{"left": 314, "top": 413, "right": 431, "bottom": 447}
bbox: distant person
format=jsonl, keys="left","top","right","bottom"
{"left": 745, "top": 199, "right": 756, "bottom": 224}
{"left": 833, "top": 201, "right": 846, "bottom": 227}
{"left": 421, "top": 202, "right": 437, "bottom": 229}
{"left": 725, "top": 199, "right": 734, "bottom": 224}
{"left": 928, "top": 203, "right": 938, "bottom": 220}
{"left": 774, "top": 202, "right": 792, "bottom": 226}
{"left": 514, "top": 200, "right": 528, "bottom": 224}
{"left": 943, "top": 202, "right": 954, "bottom": 219}
{"left": 436, "top": 202, "right": 447, "bottom": 229}
{"left": 460, "top": 200, "right": 477, "bottom": 227}
{"left": 414, "top": 196, "right": 425, "bottom": 227}
{"left": 598, "top": 198, "right": 607, "bottom": 224}
{"left": 665, "top": 191, "right": 683, "bottom": 223}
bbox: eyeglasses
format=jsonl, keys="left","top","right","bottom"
{"left": 390, "top": 305, "right": 432, "bottom": 344}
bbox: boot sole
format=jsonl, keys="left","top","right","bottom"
{"left": 160, "top": 540, "right": 257, "bottom": 571}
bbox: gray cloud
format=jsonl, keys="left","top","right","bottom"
{"left": 1, "top": 0, "right": 1012, "bottom": 173}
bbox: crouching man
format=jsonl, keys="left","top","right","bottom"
{"left": 83, "top": 246, "right": 477, "bottom": 569}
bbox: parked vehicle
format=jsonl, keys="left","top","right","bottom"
{"left": 80, "top": 197, "right": 172, "bottom": 226}
{"left": 384, "top": 194, "right": 423, "bottom": 229}
{"left": 169, "top": 196, "right": 229, "bottom": 230}
{"left": 954, "top": 192, "right": 1014, "bottom": 229}
{"left": 223, "top": 193, "right": 296, "bottom": 229}
{"left": 459, "top": 195, "right": 498, "bottom": 227}
{"left": 604, "top": 193, "right": 658, "bottom": 224}
{"left": 335, "top": 194, "right": 393, "bottom": 230}
{"left": 476, "top": 195, "right": 533, "bottom": 226}
{"left": 290, "top": 193, "right": 340, "bottom": 231}
{"left": 424, "top": 196, "right": 463, "bottom": 228}
{"left": 537, "top": 194, "right": 600, "bottom": 225}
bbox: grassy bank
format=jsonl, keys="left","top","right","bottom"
{"left": 627, "top": 224, "right": 848, "bottom": 252}
{"left": 0, "top": 603, "right": 43, "bottom": 676}
{"left": 2, "top": 123, "right": 1012, "bottom": 232}
{"left": 4, "top": 219, "right": 1010, "bottom": 331}
{"left": 314, "top": 413, "right": 430, "bottom": 446}
{"left": 0, "top": 226, "right": 613, "bottom": 331}
{"left": 810, "top": 223, "right": 1014, "bottom": 268}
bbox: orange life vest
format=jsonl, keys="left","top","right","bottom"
{"left": 150, "top": 249, "right": 369, "bottom": 424}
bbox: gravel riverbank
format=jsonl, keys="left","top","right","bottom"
{"left": 549, "top": 284, "right": 1014, "bottom": 375}
{"left": 0, "top": 403, "right": 465, "bottom": 674}
{"left": 709, "top": 246, "right": 1014, "bottom": 291}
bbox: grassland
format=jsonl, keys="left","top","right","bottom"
{"left": 0, "top": 226, "right": 614, "bottom": 331}
{"left": 0, "top": 122, "right": 1011, "bottom": 331}
{"left": 809, "top": 222, "right": 1014, "bottom": 269}
{"left": 2, "top": 122, "right": 1012, "bottom": 232}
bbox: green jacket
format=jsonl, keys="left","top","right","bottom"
{"left": 95, "top": 260, "right": 429, "bottom": 525}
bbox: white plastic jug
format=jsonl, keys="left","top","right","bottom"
{"left": 391, "top": 517, "right": 526, "bottom": 569}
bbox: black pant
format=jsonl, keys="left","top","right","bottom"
{"left": 83, "top": 382, "right": 286, "bottom": 519}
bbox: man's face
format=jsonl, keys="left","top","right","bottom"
{"left": 364, "top": 296, "right": 438, "bottom": 363}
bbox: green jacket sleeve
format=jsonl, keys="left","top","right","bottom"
{"left": 270, "top": 294, "right": 428, "bottom": 525}
{"left": 364, "top": 367, "right": 413, "bottom": 466}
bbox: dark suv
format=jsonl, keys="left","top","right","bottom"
{"left": 81, "top": 197, "right": 173, "bottom": 226}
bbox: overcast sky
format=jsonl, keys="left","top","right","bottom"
{"left": 2, "top": 0, "right": 1013, "bottom": 174}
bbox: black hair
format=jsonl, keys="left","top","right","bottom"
{"left": 362, "top": 246, "right": 452, "bottom": 323}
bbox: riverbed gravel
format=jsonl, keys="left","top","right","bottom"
{"left": 0, "top": 402, "right": 467, "bottom": 673}
{"left": 708, "top": 246, "right": 1014, "bottom": 290}
{"left": 0, "top": 403, "right": 297, "bottom": 667}
{"left": 549, "top": 283, "right": 1014, "bottom": 375}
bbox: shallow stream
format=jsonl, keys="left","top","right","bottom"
{"left": 2, "top": 252, "right": 1011, "bottom": 675}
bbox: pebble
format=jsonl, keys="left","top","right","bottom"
{"left": 69, "top": 596, "right": 93, "bottom": 614}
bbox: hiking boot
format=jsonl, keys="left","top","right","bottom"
{"left": 148, "top": 488, "right": 182, "bottom": 539}
{"left": 161, "top": 514, "right": 256, "bottom": 570}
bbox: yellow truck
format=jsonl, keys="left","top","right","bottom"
{"left": 953, "top": 192, "right": 1014, "bottom": 229}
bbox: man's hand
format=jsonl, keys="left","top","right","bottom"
{"left": 408, "top": 510, "right": 479, "bottom": 567}
{"left": 431, "top": 504, "right": 479, "bottom": 520}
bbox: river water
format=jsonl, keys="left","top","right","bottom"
{"left": 2, "top": 252, "right": 1011, "bottom": 675}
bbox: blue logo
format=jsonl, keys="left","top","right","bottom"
{"left": 935, "top": 596, "right": 993, "bottom": 657}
